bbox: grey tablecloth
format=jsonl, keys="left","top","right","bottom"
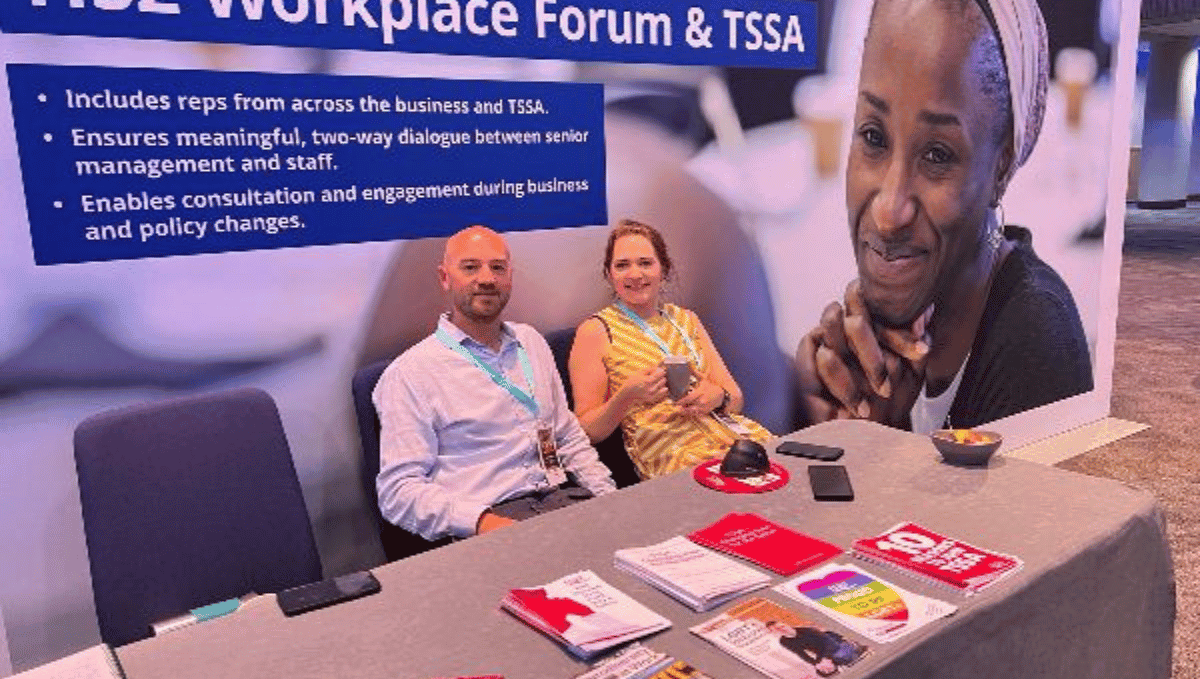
{"left": 117, "top": 420, "right": 1175, "bottom": 679}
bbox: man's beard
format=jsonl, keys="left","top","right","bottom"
{"left": 457, "top": 290, "right": 508, "bottom": 322}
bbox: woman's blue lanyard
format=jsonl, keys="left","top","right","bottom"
{"left": 435, "top": 328, "right": 539, "bottom": 417}
{"left": 614, "top": 301, "right": 701, "bottom": 364}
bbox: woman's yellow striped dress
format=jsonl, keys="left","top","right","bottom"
{"left": 596, "top": 303, "right": 772, "bottom": 479}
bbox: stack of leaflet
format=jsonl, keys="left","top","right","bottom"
{"left": 614, "top": 536, "right": 771, "bottom": 611}
{"left": 572, "top": 643, "right": 713, "bottom": 679}
{"left": 851, "top": 522, "right": 1023, "bottom": 596}
{"left": 501, "top": 570, "right": 671, "bottom": 660}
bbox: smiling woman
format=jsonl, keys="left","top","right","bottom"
{"left": 795, "top": 0, "right": 1092, "bottom": 434}
{"left": 568, "top": 219, "right": 772, "bottom": 479}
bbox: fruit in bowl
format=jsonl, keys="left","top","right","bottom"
{"left": 930, "top": 429, "right": 1002, "bottom": 466}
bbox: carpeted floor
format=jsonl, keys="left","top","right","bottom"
{"left": 1056, "top": 206, "right": 1200, "bottom": 679}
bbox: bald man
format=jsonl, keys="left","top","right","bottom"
{"left": 373, "top": 226, "right": 616, "bottom": 541}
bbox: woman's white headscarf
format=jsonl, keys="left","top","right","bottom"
{"left": 980, "top": 0, "right": 1050, "bottom": 184}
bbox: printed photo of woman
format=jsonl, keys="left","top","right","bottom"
{"left": 795, "top": 0, "right": 1093, "bottom": 433}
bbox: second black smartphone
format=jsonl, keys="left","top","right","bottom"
{"left": 277, "top": 571, "right": 381, "bottom": 617}
{"left": 808, "top": 465, "right": 855, "bottom": 501}
{"left": 776, "top": 441, "right": 844, "bottom": 461}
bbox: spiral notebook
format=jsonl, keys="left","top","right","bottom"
{"left": 12, "top": 644, "right": 124, "bottom": 679}
{"left": 850, "top": 522, "right": 1023, "bottom": 595}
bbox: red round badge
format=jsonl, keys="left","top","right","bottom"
{"left": 693, "top": 459, "right": 790, "bottom": 494}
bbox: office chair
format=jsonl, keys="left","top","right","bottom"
{"left": 73, "top": 388, "right": 322, "bottom": 647}
{"left": 351, "top": 359, "right": 452, "bottom": 563}
{"left": 543, "top": 328, "right": 641, "bottom": 488}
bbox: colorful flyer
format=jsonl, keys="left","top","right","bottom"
{"left": 774, "top": 563, "right": 957, "bottom": 644}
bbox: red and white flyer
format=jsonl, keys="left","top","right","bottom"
{"left": 500, "top": 570, "right": 671, "bottom": 659}
{"left": 687, "top": 513, "right": 843, "bottom": 576}
{"left": 850, "top": 522, "right": 1023, "bottom": 595}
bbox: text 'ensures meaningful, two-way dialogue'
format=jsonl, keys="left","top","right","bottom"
{"left": 9, "top": 64, "right": 607, "bottom": 263}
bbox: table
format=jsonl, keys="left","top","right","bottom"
{"left": 116, "top": 420, "right": 1175, "bottom": 679}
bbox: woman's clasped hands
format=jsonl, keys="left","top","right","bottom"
{"left": 797, "top": 280, "right": 934, "bottom": 427}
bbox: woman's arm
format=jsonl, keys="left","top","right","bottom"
{"left": 569, "top": 318, "right": 666, "bottom": 442}
{"left": 683, "top": 310, "right": 746, "bottom": 415}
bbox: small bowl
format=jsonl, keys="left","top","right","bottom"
{"left": 930, "top": 429, "right": 1002, "bottom": 466}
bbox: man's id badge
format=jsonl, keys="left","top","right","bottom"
{"left": 537, "top": 427, "right": 567, "bottom": 486}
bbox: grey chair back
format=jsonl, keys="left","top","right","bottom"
{"left": 74, "top": 388, "right": 322, "bottom": 646}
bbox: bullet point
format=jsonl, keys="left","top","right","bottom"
{"left": 43, "top": 133, "right": 52, "bottom": 142}
{"left": 53, "top": 201, "right": 63, "bottom": 209}
{"left": 37, "top": 94, "right": 47, "bottom": 103}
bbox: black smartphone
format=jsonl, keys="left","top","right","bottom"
{"left": 808, "top": 465, "right": 854, "bottom": 501}
{"left": 277, "top": 571, "right": 381, "bottom": 617}
{"left": 776, "top": 441, "right": 844, "bottom": 461}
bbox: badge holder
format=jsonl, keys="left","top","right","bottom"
{"left": 538, "top": 426, "right": 567, "bottom": 486}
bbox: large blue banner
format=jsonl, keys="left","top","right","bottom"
{"left": 8, "top": 63, "right": 607, "bottom": 264}
{"left": 0, "top": 0, "right": 818, "bottom": 69}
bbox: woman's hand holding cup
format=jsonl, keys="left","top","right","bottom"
{"left": 617, "top": 365, "right": 668, "bottom": 409}
{"left": 676, "top": 367, "right": 725, "bottom": 417}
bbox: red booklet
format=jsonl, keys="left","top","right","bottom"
{"left": 686, "top": 513, "right": 842, "bottom": 576}
{"left": 851, "top": 521, "right": 1023, "bottom": 595}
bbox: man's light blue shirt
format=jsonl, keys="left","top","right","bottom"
{"left": 374, "top": 315, "right": 616, "bottom": 540}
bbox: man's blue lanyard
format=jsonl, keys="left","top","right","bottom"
{"left": 614, "top": 301, "right": 701, "bottom": 364}
{"left": 435, "top": 327, "right": 539, "bottom": 417}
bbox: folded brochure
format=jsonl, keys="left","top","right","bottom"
{"left": 851, "top": 522, "right": 1022, "bottom": 595}
{"left": 614, "top": 536, "right": 771, "bottom": 611}
{"left": 572, "top": 643, "right": 713, "bottom": 679}
{"left": 501, "top": 570, "right": 670, "bottom": 660}
{"left": 688, "top": 513, "right": 842, "bottom": 576}
{"left": 774, "top": 563, "right": 956, "bottom": 643}
{"left": 690, "top": 597, "right": 869, "bottom": 679}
